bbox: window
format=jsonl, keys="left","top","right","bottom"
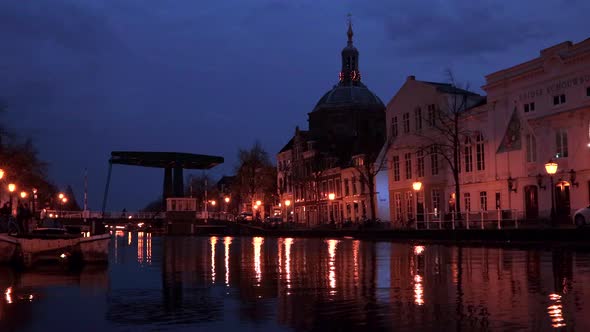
{"left": 393, "top": 156, "right": 400, "bottom": 182}
{"left": 414, "top": 107, "right": 422, "bottom": 131}
{"left": 416, "top": 151, "right": 424, "bottom": 177}
{"left": 479, "top": 191, "right": 488, "bottom": 211}
{"left": 403, "top": 113, "right": 410, "bottom": 133}
{"left": 394, "top": 193, "right": 402, "bottom": 221}
{"left": 495, "top": 192, "right": 501, "bottom": 210}
{"left": 392, "top": 117, "right": 398, "bottom": 137}
{"left": 523, "top": 102, "right": 535, "bottom": 113}
{"left": 344, "top": 179, "right": 350, "bottom": 196}
{"left": 352, "top": 177, "right": 357, "bottom": 195}
{"left": 553, "top": 94, "right": 566, "bottom": 105}
{"left": 526, "top": 134, "right": 537, "bottom": 162}
{"left": 404, "top": 153, "right": 412, "bottom": 179}
{"left": 405, "top": 191, "right": 413, "bottom": 220}
{"left": 432, "top": 189, "right": 441, "bottom": 217}
{"left": 464, "top": 193, "right": 471, "bottom": 212}
{"left": 427, "top": 104, "right": 436, "bottom": 127}
{"left": 464, "top": 137, "right": 473, "bottom": 173}
{"left": 587, "top": 87, "right": 590, "bottom": 97}
{"left": 430, "top": 146, "right": 439, "bottom": 175}
{"left": 555, "top": 129, "right": 568, "bottom": 158}
{"left": 476, "top": 134, "right": 485, "bottom": 171}
{"left": 336, "top": 179, "right": 342, "bottom": 197}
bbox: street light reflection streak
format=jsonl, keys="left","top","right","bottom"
{"left": 138, "top": 232, "right": 144, "bottom": 264}
{"left": 327, "top": 239, "right": 339, "bottom": 294}
{"left": 224, "top": 237, "right": 232, "bottom": 286}
{"left": 146, "top": 233, "right": 152, "bottom": 264}
{"left": 5, "top": 287, "right": 12, "bottom": 304}
{"left": 253, "top": 237, "right": 264, "bottom": 286}
{"left": 128, "top": 232, "right": 131, "bottom": 246}
{"left": 548, "top": 293, "right": 566, "bottom": 328}
{"left": 211, "top": 236, "right": 218, "bottom": 284}
{"left": 353, "top": 240, "right": 360, "bottom": 284}
{"left": 414, "top": 274, "right": 424, "bottom": 306}
{"left": 284, "top": 238, "right": 293, "bottom": 289}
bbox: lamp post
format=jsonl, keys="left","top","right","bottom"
{"left": 285, "top": 199, "right": 291, "bottom": 223}
{"left": 224, "top": 196, "right": 230, "bottom": 214}
{"left": 412, "top": 181, "right": 422, "bottom": 230}
{"left": 545, "top": 160, "right": 558, "bottom": 225}
{"left": 8, "top": 183, "right": 16, "bottom": 216}
{"left": 328, "top": 193, "right": 335, "bottom": 224}
{"left": 32, "top": 188, "right": 37, "bottom": 217}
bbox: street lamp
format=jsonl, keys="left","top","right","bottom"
{"left": 412, "top": 181, "right": 422, "bottom": 229}
{"left": 20, "top": 191, "right": 27, "bottom": 199}
{"left": 32, "top": 188, "right": 37, "bottom": 216}
{"left": 545, "top": 160, "right": 558, "bottom": 224}
{"left": 8, "top": 183, "right": 16, "bottom": 216}
{"left": 285, "top": 199, "right": 291, "bottom": 222}
{"left": 328, "top": 193, "right": 335, "bottom": 224}
{"left": 255, "top": 200, "right": 262, "bottom": 207}
{"left": 0, "top": 169, "right": 4, "bottom": 180}
{"left": 224, "top": 196, "right": 230, "bottom": 203}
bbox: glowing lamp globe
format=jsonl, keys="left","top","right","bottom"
{"left": 328, "top": 193, "right": 335, "bottom": 200}
{"left": 285, "top": 200, "right": 291, "bottom": 207}
{"left": 20, "top": 192, "right": 27, "bottom": 199}
{"left": 545, "top": 161, "right": 558, "bottom": 175}
{"left": 412, "top": 181, "right": 422, "bottom": 191}
{"left": 8, "top": 184, "right": 16, "bottom": 193}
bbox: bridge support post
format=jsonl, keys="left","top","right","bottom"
{"left": 101, "top": 161, "right": 113, "bottom": 218}
{"left": 173, "top": 166, "right": 184, "bottom": 198}
{"left": 163, "top": 167, "right": 173, "bottom": 206}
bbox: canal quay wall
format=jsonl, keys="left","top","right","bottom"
{"left": 187, "top": 224, "right": 590, "bottom": 247}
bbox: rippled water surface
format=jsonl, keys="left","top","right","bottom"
{"left": 1, "top": 233, "right": 590, "bottom": 331}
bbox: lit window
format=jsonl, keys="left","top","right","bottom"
{"left": 427, "top": 104, "right": 436, "bottom": 127}
{"left": 555, "top": 128, "right": 568, "bottom": 158}
{"left": 393, "top": 156, "right": 400, "bottom": 182}
{"left": 430, "top": 146, "right": 439, "bottom": 176}
{"left": 476, "top": 134, "right": 485, "bottom": 171}
{"left": 479, "top": 192, "right": 488, "bottom": 211}
{"left": 431, "top": 189, "right": 440, "bottom": 216}
{"left": 403, "top": 113, "right": 410, "bottom": 133}
{"left": 464, "top": 137, "right": 473, "bottom": 173}
{"left": 553, "top": 94, "right": 566, "bottom": 105}
{"left": 526, "top": 134, "right": 537, "bottom": 162}
{"left": 416, "top": 151, "right": 424, "bottom": 177}
{"left": 414, "top": 107, "right": 422, "bottom": 131}
{"left": 405, "top": 153, "right": 412, "bottom": 179}
{"left": 394, "top": 193, "right": 402, "bottom": 221}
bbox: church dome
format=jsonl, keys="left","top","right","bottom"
{"left": 313, "top": 83, "right": 384, "bottom": 112}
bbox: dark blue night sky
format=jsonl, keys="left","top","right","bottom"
{"left": 1, "top": 0, "right": 588, "bottom": 210}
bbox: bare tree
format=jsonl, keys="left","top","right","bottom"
{"left": 353, "top": 135, "right": 394, "bottom": 221}
{"left": 411, "top": 71, "right": 483, "bottom": 218}
{"left": 234, "top": 142, "right": 276, "bottom": 215}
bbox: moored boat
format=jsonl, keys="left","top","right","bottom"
{"left": 0, "top": 230, "right": 110, "bottom": 268}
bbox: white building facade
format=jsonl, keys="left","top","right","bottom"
{"left": 385, "top": 39, "right": 590, "bottom": 227}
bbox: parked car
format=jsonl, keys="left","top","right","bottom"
{"left": 237, "top": 212, "right": 253, "bottom": 223}
{"left": 574, "top": 206, "right": 590, "bottom": 227}
{"left": 264, "top": 217, "right": 283, "bottom": 228}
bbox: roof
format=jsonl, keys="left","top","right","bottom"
{"left": 313, "top": 83, "right": 384, "bottom": 113}
{"left": 110, "top": 151, "right": 224, "bottom": 169}
{"left": 279, "top": 137, "right": 294, "bottom": 153}
{"left": 419, "top": 80, "right": 480, "bottom": 96}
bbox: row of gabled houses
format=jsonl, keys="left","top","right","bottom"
{"left": 276, "top": 23, "right": 590, "bottom": 227}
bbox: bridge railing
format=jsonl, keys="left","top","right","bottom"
{"left": 44, "top": 210, "right": 166, "bottom": 219}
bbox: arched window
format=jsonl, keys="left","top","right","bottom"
{"left": 476, "top": 133, "right": 485, "bottom": 171}
{"left": 464, "top": 137, "right": 473, "bottom": 173}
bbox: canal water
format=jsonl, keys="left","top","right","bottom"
{"left": 0, "top": 233, "right": 589, "bottom": 331}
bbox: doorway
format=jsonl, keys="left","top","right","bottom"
{"left": 524, "top": 185, "right": 538, "bottom": 219}
{"left": 555, "top": 181, "right": 571, "bottom": 222}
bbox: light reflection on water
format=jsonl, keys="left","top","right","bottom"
{"left": 0, "top": 234, "right": 589, "bottom": 331}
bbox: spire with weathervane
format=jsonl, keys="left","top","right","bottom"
{"left": 339, "top": 14, "right": 361, "bottom": 86}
